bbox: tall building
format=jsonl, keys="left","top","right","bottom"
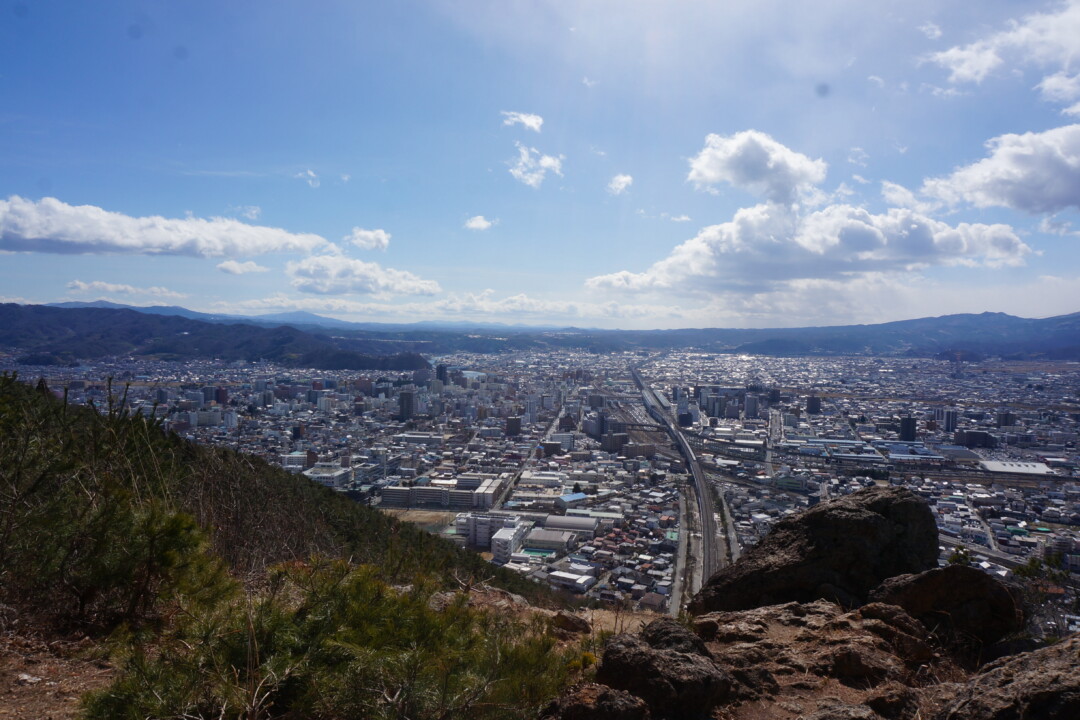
{"left": 399, "top": 390, "right": 416, "bottom": 421}
{"left": 806, "top": 395, "right": 822, "bottom": 415}
{"left": 942, "top": 408, "right": 958, "bottom": 432}
{"left": 900, "top": 416, "right": 917, "bottom": 442}
{"left": 435, "top": 364, "right": 449, "bottom": 384}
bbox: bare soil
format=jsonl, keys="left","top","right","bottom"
{"left": 0, "top": 633, "right": 114, "bottom": 720}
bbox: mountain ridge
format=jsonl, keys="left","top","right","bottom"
{"left": 10, "top": 302, "right": 1080, "bottom": 360}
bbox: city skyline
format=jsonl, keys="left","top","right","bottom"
{"left": 2, "top": 0, "right": 1080, "bottom": 330}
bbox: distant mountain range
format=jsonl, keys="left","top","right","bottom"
{"left": 2, "top": 302, "right": 1078, "bottom": 363}
{"left": 1, "top": 304, "right": 431, "bottom": 370}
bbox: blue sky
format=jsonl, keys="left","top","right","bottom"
{"left": 2, "top": 0, "right": 1079, "bottom": 329}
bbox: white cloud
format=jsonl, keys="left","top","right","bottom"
{"left": 501, "top": 110, "right": 544, "bottom": 133}
{"left": 217, "top": 260, "right": 270, "bottom": 275}
{"left": 852, "top": 174, "right": 871, "bottom": 185}
{"left": 67, "top": 279, "right": 186, "bottom": 299}
{"left": 295, "top": 169, "right": 320, "bottom": 188}
{"left": 582, "top": 76, "right": 598, "bottom": 88}
{"left": 1037, "top": 71, "right": 1080, "bottom": 112}
{"left": 229, "top": 205, "right": 261, "bottom": 220}
{"left": 922, "top": 124, "right": 1080, "bottom": 213}
{"left": 225, "top": 291, "right": 675, "bottom": 323}
{"left": 880, "top": 180, "right": 939, "bottom": 213}
{"left": 607, "top": 173, "right": 633, "bottom": 195}
{"left": 669, "top": 214, "right": 692, "bottom": 222}
{"left": 464, "top": 215, "right": 496, "bottom": 230}
{"left": 867, "top": 75, "right": 885, "bottom": 88}
{"left": 928, "top": 0, "right": 1080, "bottom": 96}
{"left": 286, "top": 255, "right": 440, "bottom": 296}
{"left": 340, "top": 173, "right": 351, "bottom": 183}
{"left": 345, "top": 227, "right": 391, "bottom": 251}
{"left": 918, "top": 22, "right": 942, "bottom": 40}
{"left": 1039, "top": 216, "right": 1079, "bottom": 236}
{"left": 687, "top": 130, "right": 827, "bottom": 205}
{"left": 586, "top": 202, "right": 1030, "bottom": 296}
{"left": 0, "top": 196, "right": 328, "bottom": 257}
{"left": 508, "top": 142, "right": 564, "bottom": 188}
{"left": 847, "top": 147, "right": 869, "bottom": 167}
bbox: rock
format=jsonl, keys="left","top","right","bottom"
{"left": 869, "top": 564, "right": 1024, "bottom": 646}
{"left": 825, "top": 642, "right": 903, "bottom": 685}
{"left": 552, "top": 611, "right": 591, "bottom": 635}
{"left": 805, "top": 701, "right": 879, "bottom": 719}
{"left": 540, "top": 682, "right": 651, "bottom": 720}
{"left": 691, "top": 487, "right": 938, "bottom": 614}
{"left": 866, "top": 681, "right": 921, "bottom": 720}
{"left": 15, "top": 673, "right": 42, "bottom": 685}
{"left": 932, "top": 634, "right": 1080, "bottom": 720}
{"left": 596, "top": 634, "right": 733, "bottom": 718}
{"left": 640, "top": 617, "right": 710, "bottom": 656}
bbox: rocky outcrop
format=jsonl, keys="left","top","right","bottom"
{"left": 691, "top": 486, "right": 938, "bottom": 614}
{"left": 551, "top": 611, "right": 592, "bottom": 635}
{"left": 869, "top": 564, "right": 1024, "bottom": 646}
{"left": 540, "top": 683, "right": 650, "bottom": 720}
{"left": 595, "top": 631, "right": 732, "bottom": 719}
{"left": 932, "top": 635, "right": 1080, "bottom": 719}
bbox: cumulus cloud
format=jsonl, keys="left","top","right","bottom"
{"left": 1037, "top": 71, "right": 1080, "bottom": 114}
{"left": 607, "top": 173, "right": 633, "bottom": 195}
{"left": 922, "top": 124, "right": 1080, "bottom": 213}
{"left": 217, "top": 260, "right": 270, "bottom": 275}
{"left": 0, "top": 196, "right": 328, "bottom": 257}
{"left": 928, "top": 0, "right": 1080, "bottom": 105}
{"left": 67, "top": 279, "right": 186, "bottom": 299}
{"left": 501, "top": 111, "right": 544, "bottom": 132}
{"left": 880, "top": 180, "right": 940, "bottom": 214}
{"left": 295, "top": 169, "right": 320, "bottom": 188}
{"left": 464, "top": 215, "right": 495, "bottom": 230}
{"left": 586, "top": 202, "right": 1030, "bottom": 296}
{"left": 286, "top": 255, "right": 440, "bottom": 296}
{"left": 345, "top": 227, "right": 391, "bottom": 250}
{"left": 687, "top": 130, "right": 827, "bottom": 204}
{"left": 509, "top": 142, "right": 564, "bottom": 188}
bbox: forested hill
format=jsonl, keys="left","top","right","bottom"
{"left": 0, "top": 303, "right": 429, "bottom": 370}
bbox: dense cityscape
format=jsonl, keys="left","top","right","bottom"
{"left": 9, "top": 348, "right": 1079, "bottom": 631}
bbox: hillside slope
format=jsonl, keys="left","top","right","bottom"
{"left": 0, "top": 375, "right": 581, "bottom": 720}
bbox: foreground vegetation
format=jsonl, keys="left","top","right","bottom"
{"left": 0, "top": 374, "right": 583, "bottom": 719}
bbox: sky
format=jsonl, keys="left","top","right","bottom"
{"left": 2, "top": 0, "right": 1080, "bottom": 330}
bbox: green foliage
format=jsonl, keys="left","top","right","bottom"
{"left": 0, "top": 373, "right": 558, "bottom": 622}
{"left": 85, "top": 560, "right": 577, "bottom": 720}
{"left": 947, "top": 544, "right": 973, "bottom": 566}
{"left": 1, "top": 373, "right": 577, "bottom": 717}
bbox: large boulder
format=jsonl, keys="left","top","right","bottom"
{"left": 932, "top": 635, "right": 1080, "bottom": 720}
{"left": 596, "top": 633, "right": 733, "bottom": 718}
{"left": 540, "top": 683, "right": 651, "bottom": 720}
{"left": 869, "top": 563, "right": 1025, "bottom": 646}
{"left": 691, "top": 486, "right": 938, "bottom": 614}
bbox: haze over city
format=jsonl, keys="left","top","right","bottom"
{"left": 2, "top": 0, "right": 1080, "bottom": 328}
